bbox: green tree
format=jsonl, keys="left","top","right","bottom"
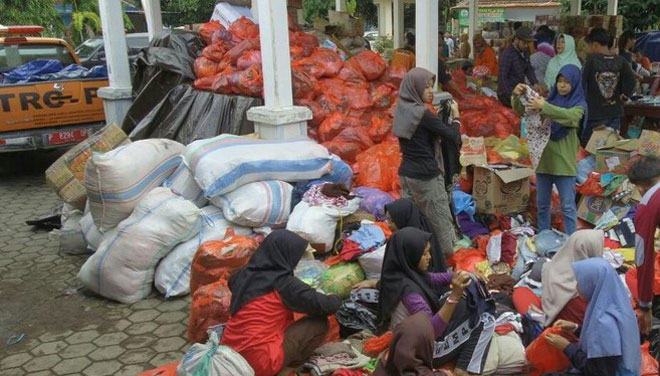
{"left": 62, "top": 0, "right": 134, "bottom": 46}
{"left": 561, "top": 0, "right": 660, "bottom": 31}
{"left": 161, "top": 0, "right": 217, "bottom": 25}
{"left": 0, "top": 0, "right": 63, "bottom": 36}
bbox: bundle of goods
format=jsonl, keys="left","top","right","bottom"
{"left": 453, "top": 81, "right": 521, "bottom": 139}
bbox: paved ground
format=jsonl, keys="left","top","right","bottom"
{"left": 0, "top": 151, "right": 191, "bottom": 376}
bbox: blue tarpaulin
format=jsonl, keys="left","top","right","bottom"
{"left": 635, "top": 31, "right": 660, "bottom": 63}
{"left": 1, "top": 59, "right": 108, "bottom": 85}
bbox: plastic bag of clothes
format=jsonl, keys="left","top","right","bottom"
{"left": 163, "top": 157, "right": 208, "bottom": 208}
{"left": 210, "top": 180, "right": 293, "bottom": 228}
{"left": 320, "top": 262, "right": 365, "bottom": 299}
{"left": 310, "top": 48, "right": 343, "bottom": 77}
{"left": 348, "top": 50, "right": 387, "bottom": 81}
{"left": 525, "top": 326, "right": 571, "bottom": 376}
{"left": 287, "top": 199, "right": 359, "bottom": 254}
{"left": 354, "top": 187, "right": 395, "bottom": 220}
{"left": 294, "top": 260, "right": 329, "bottom": 289}
{"left": 449, "top": 248, "right": 487, "bottom": 273}
{"left": 178, "top": 331, "right": 254, "bottom": 375}
{"left": 78, "top": 188, "right": 201, "bottom": 304}
{"left": 189, "top": 229, "right": 259, "bottom": 296}
{"left": 199, "top": 20, "right": 224, "bottom": 45}
{"left": 155, "top": 206, "right": 252, "bottom": 298}
{"left": 358, "top": 244, "right": 386, "bottom": 280}
{"left": 84, "top": 139, "right": 184, "bottom": 231}
{"left": 80, "top": 210, "right": 105, "bottom": 252}
{"left": 228, "top": 17, "right": 259, "bottom": 42}
{"left": 187, "top": 280, "right": 232, "bottom": 344}
{"left": 183, "top": 134, "right": 332, "bottom": 197}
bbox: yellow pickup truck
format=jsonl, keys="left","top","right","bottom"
{"left": 0, "top": 26, "right": 108, "bottom": 152}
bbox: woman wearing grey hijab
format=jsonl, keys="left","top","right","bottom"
{"left": 393, "top": 67, "right": 461, "bottom": 259}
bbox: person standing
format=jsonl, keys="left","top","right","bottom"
{"left": 545, "top": 34, "right": 582, "bottom": 90}
{"left": 444, "top": 32, "right": 456, "bottom": 58}
{"left": 531, "top": 26, "right": 556, "bottom": 84}
{"left": 473, "top": 34, "right": 499, "bottom": 77}
{"left": 497, "top": 26, "right": 539, "bottom": 107}
{"left": 459, "top": 33, "right": 471, "bottom": 59}
{"left": 581, "top": 27, "right": 636, "bottom": 145}
{"left": 393, "top": 68, "right": 461, "bottom": 258}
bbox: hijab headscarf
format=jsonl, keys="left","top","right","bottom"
{"left": 544, "top": 34, "right": 582, "bottom": 89}
{"left": 385, "top": 198, "right": 447, "bottom": 273}
{"left": 228, "top": 230, "right": 307, "bottom": 315}
{"left": 572, "top": 258, "right": 641, "bottom": 376}
{"left": 541, "top": 229, "right": 603, "bottom": 326}
{"left": 473, "top": 34, "right": 487, "bottom": 55}
{"left": 393, "top": 68, "right": 435, "bottom": 140}
{"left": 546, "top": 64, "right": 588, "bottom": 141}
{"left": 377, "top": 227, "right": 440, "bottom": 334}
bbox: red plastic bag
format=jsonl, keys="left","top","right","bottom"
{"left": 292, "top": 67, "right": 318, "bottom": 100}
{"left": 349, "top": 50, "right": 387, "bottom": 81}
{"left": 228, "top": 17, "right": 259, "bottom": 42}
{"left": 225, "top": 39, "right": 258, "bottom": 65}
{"left": 238, "top": 64, "right": 263, "bottom": 97}
{"left": 212, "top": 68, "right": 242, "bottom": 94}
{"left": 381, "top": 65, "right": 406, "bottom": 88}
{"left": 372, "top": 84, "right": 395, "bottom": 109}
{"left": 310, "top": 48, "right": 344, "bottom": 78}
{"left": 236, "top": 50, "right": 262, "bottom": 70}
{"left": 641, "top": 342, "right": 659, "bottom": 376}
{"left": 353, "top": 139, "right": 401, "bottom": 193}
{"left": 189, "top": 228, "right": 259, "bottom": 296}
{"left": 368, "top": 115, "right": 393, "bottom": 143}
{"left": 345, "top": 86, "right": 372, "bottom": 113}
{"left": 296, "top": 99, "right": 328, "bottom": 128}
{"left": 318, "top": 113, "right": 360, "bottom": 142}
{"left": 202, "top": 42, "right": 229, "bottom": 63}
{"left": 199, "top": 21, "right": 223, "bottom": 45}
{"left": 339, "top": 64, "right": 367, "bottom": 84}
{"left": 194, "top": 75, "right": 217, "bottom": 91}
{"left": 333, "top": 126, "right": 374, "bottom": 151}
{"left": 323, "top": 141, "right": 363, "bottom": 163}
{"left": 577, "top": 172, "right": 605, "bottom": 196}
{"left": 526, "top": 327, "right": 571, "bottom": 376}
{"left": 447, "top": 248, "right": 486, "bottom": 272}
{"left": 293, "top": 57, "right": 326, "bottom": 79}
{"left": 138, "top": 361, "right": 179, "bottom": 376}
{"left": 187, "top": 279, "right": 232, "bottom": 343}
{"left": 625, "top": 254, "right": 660, "bottom": 301}
{"left": 194, "top": 56, "right": 223, "bottom": 78}
{"left": 291, "top": 31, "right": 319, "bottom": 57}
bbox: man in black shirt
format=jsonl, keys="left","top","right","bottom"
{"left": 581, "top": 27, "right": 636, "bottom": 145}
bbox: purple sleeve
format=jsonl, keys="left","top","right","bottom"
{"left": 428, "top": 272, "right": 453, "bottom": 287}
{"left": 402, "top": 292, "right": 448, "bottom": 338}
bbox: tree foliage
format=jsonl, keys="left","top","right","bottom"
{"left": 60, "top": 0, "right": 134, "bottom": 45}
{"left": 0, "top": 0, "right": 63, "bottom": 36}
{"left": 161, "top": 0, "right": 217, "bottom": 25}
{"left": 562, "top": 0, "right": 660, "bottom": 31}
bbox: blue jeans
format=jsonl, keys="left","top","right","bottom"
{"left": 580, "top": 117, "right": 621, "bottom": 147}
{"left": 536, "top": 173, "right": 577, "bottom": 235}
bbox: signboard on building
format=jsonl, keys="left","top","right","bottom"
{"left": 458, "top": 7, "right": 505, "bottom": 26}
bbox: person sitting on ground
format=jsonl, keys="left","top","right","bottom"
{"left": 512, "top": 64, "right": 585, "bottom": 235}
{"left": 221, "top": 230, "right": 342, "bottom": 376}
{"left": 473, "top": 34, "right": 498, "bottom": 77}
{"left": 462, "top": 61, "right": 475, "bottom": 77}
{"left": 627, "top": 156, "right": 660, "bottom": 336}
{"left": 512, "top": 230, "right": 604, "bottom": 342}
{"left": 545, "top": 34, "right": 582, "bottom": 91}
{"left": 376, "top": 227, "right": 492, "bottom": 376}
{"left": 498, "top": 26, "right": 540, "bottom": 107}
{"left": 545, "top": 258, "right": 641, "bottom": 376}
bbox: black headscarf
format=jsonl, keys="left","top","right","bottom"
{"left": 228, "top": 229, "right": 307, "bottom": 315}
{"left": 385, "top": 199, "right": 447, "bottom": 272}
{"left": 377, "top": 227, "right": 441, "bottom": 334}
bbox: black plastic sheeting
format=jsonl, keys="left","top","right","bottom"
{"left": 128, "top": 83, "right": 262, "bottom": 144}
{"left": 122, "top": 29, "right": 205, "bottom": 134}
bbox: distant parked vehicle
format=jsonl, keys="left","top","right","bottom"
{"left": 363, "top": 30, "right": 379, "bottom": 41}
{"left": 75, "top": 33, "right": 150, "bottom": 70}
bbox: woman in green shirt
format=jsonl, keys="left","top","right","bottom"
{"left": 512, "top": 64, "right": 586, "bottom": 234}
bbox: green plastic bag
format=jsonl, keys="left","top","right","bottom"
{"left": 493, "top": 135, "right": 529, "bottom": 161}
{"left": 321, "top": 262, "right": 365, "bottom": 299}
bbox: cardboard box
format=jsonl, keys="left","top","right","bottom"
{"left": 328, "top": 10, "right": 365, "bottom": 37}
{"left": 472, "top": 164, "right": 534, "bottom": 214}
{"left": 585, "top": 125, "right": 621, "bottom": 155}
{"left": 45, "top": 123, "right": 130, "bottom": 210}
{"left": 577, "top": 195, "right": 614, "bottom": 225}
{"left": 460, "top": 136, "right": 487, "bottom": 167}
{"left": 637, "top": 130, "right": 660, "bottom": 157}
{"left": 594, "top": 139, "right": 638, "bottom": 174}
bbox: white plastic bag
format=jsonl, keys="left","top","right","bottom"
{"left": 358, "top": 244, "right": 386, "bottom": 280}
{"left": 154, "top": 206, "right": 252, "bottom": 298}
{"left": 177, "top": 332, "right": 254, "bottom": 376}
{"left": 210, "top": 180, "right": 293, "bottom": 227}
{"left": 164, "top": 157, "right": 208, "bottom": 208}
{"left": 183, "top": 134, "right": 332, "bottom": 197}
{"left": 78, "top": 187, "right": 201, "bottom": 304}
{"left": 60, "top": 203, "right": 86, "bottom": 254}
{"left": 80, "top": 211, "right": 104, "bottom": 251}
{"left": 84, "top": 139, "right": 184, "bottom": 231}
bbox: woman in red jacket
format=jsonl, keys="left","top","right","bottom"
{"left": 221, "top": 230, "right": 342, "bottom": 376}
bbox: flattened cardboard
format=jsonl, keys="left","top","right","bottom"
{"left": 594, "top": 139, "right": 639, "bottom": 174}
{"left": 638, "top": 130, "right": 660, "bottom": 157}
{"left": 459, "top": 136, "right": 487, "bottom": 167}
{"left": 472, "top": 164, "right": 534, "bottom": 215}
{"left": 585, "top": 125, "right": 622, "bottom": 155}
{"left": 577, "top": 195, "right": 613, "bottom": 224}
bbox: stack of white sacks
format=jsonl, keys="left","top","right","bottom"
{"left": 73, "top": 134, "right": 358, "bottom": 304}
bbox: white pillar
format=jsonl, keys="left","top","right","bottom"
{"left": 415, "top": 0, "right": 438, "bottom": 78}
{"left": 607, "top": 0, "right": 618, "bottom": 15}
{"left": 97, "top": 0, "right": 132, "bottom": 126}
{"left": 247, "top": 0, "right": 311, "bottom": 139}
{"left": 468, "top": 0, "right": 478, "bottom": 59}
{"left": 378, "top": 1, "right": 387, "bottom": 37}
{"left": 570, "top": 0, "right": 582, "bottom": 16}
{"left": 393, "top": 0, "right": 404, "bottom": 48}
{"left": 384, "top": 0, "right": 393, "bottom": 38}
{"left": 336, "top": 0, "right": 346, "bottom": 12}
{"left": 251, "top": 0, "right": 259, "bottom": 23}
{"left": 141, "top": 0, "right": 163, "bottom": 41}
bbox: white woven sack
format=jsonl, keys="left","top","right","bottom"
{"left": 84, "top": 139, "right": 184, "bottom": 231}
{"left": 358, "top": 244, "right": 386, "bottom": 280}
{"left": 154, "top": 205, "right": 252, "bottom": 298}
{"left": 80, "top": 211, "right": 104, "bottom": 251}
{"left": 183, "top": 134, "right": 333, "bottom": 197}
{"left": 60, "top": 203, "right": 86, "bottom": 254}
{"left": 177, "top": 332, "right": 254, "bottom": 376}
{"left": 78, "top": 187, "right": 201, "bottom": 304}
{"left": 163, "top": 157, "right": 208, "bottom": 208}
{"left": 210, "top": 180, "right": 293, "bottom": 227}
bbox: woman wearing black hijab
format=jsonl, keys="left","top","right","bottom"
{"left": 221, "top": 230, "right": 342, "bottom": 376}
{"left": 377, "top": 227, "right": 493, "bottom": 376}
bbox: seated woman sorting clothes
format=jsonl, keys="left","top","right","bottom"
{"left": 512, "top": 229, "right": 603, "bottom": 340}
{"left": 376, "top": 227, "right": 495, "bottom": 376}
{"left": 221, "top": 230, "right": 342, "bottom": 376}
{"left": 544, "top": 258, "right": 641, "bottom": 376}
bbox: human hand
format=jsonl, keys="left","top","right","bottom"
{"left": 450, "top": 271, "right": 471, "bottom": 298}
{"left": 450, "top": 99, "right": 460, "bottom": 119}
{"left": 513, "top": 84, "right": 526, "bottom": 96}
{"left": 639, "top": 309, "right": 653, "bottom": 335}
{"left": 546, "top": 333, "right": 570, "bottom": 350}
{"left": 353, "top": 279, "right": 378, "bottom": 291}
{"left": 530, "top": 97, "right": 545, "bottom": 110}
{"left": 554, "top": 320, "right": 579, "bottom": 333}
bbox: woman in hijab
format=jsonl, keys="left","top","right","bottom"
{"left": 221, "top": 230, "right": 342, "bottom": 376}
{"left": 473, "top": 34, "right": 498, "bottom": 76}
{"left": 545, "top": 258, "right": 641, "bottom": 376}
{"left": 531, "top": 41, "right": 556, "bottom": 84}
{"left": 377, "top": 227, "right": 491, "bottom": 376}
{"left": 545, "top": 34, "right": 582, "bottom": 90}
{"left": 393, "top": 67, "right": 461, "bottom": 261}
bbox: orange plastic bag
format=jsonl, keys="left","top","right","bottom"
{"left": 199, "top": 21, "right": 223, "bottom": 45}
{"left": 318, "top": 113, "right": 360, "bottom": 142}
{"left": 296, "top": 99, "right": 328, "bottom": 129}
{"left": 228, "top": 16, "right": 259, "bottom": 42}
{"left": 368, "top": 115, "right": 393, "bottom": 144}
{"left": 291, "top": 67, "right": 317, "bottom": 100}
{"left": 349, "top": 50, "right": 387, "bottom": 81}
{"left": 237, "top": 64, "right": 263, "bottom": 97}
{"left": 641, "top": 342, "right": 659, "bottom": 376}
{"left": 189, "top": 228, "right": 259, "bottom": 296}
{"left": 293, "top": 57, "right": 326, "bottom": 79}
{"left": 193, "top": 75, "right": 217, "bottom": 92}
{"left": 236, "top": 50, "right": 262, "bottom": 70}
{"left": 577, "top": 172, "right": 605, "bottom": 196}
{"left": 363, "top": 331, "right": 393, "bottom": 357}
{"left": 323, "top": 141, "right": 362, "bottom": 164}
{"left": 525, "top": 327, "right": 571, "bottom": 376}
{"left": 447, "top": 248, "right": 486, "bottom": 272}
{"left": 225, "top": 39, "right": 258, "bottom": 65}
{"left": 138, "top": 361, "right": 179, "bottom": 376}
{"left": 333, "top": 127, "right": 374, "bottom": 150}
{"left": 212, "top": 68, "right": 242, "bottom": 95}
{"left": 372, "top": 84, "right": 395, "bottom": 109}
{"left": 202, "top": 41, "right": 229, "bottom": 63}
{"left": 353, "top": 139, "right": 401, "bottom": 193}
{"left": 381, "top": 65, "right": 406, "bottom": 87}
{"left": 310, "top": 48, "right": 344, "bottom": 78}
{"left": 338, "top": 64, "right": 367, "bottom": 85}
{"left": 345, "top": 86, "right": 373, "bottom": 113}
{"left": 187, "top": 279, "right": 232, "bottom": 343}
{"left": 194, "top": 56, "right": 223, "bottom": 78}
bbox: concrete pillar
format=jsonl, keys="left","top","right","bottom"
{"left": 384, "top": 0, "right": 393, "bottom": 38}
{"left": 251, "top": 0, "right": 259, "bottom": 23}
{"left": 336, "top": 0, "right": 346, "bottom": 12}
{"left": 415, "top": 0, "right": 438, "bottom": 77}
{"left": 141, "top": 0, "right": 163, "bottom": 41}
{"left": 97, "top": 0, "right": 132, "bottom": 126}
{"left": 378, "top": 1, "right": 387, "bottom": 37}
{"left": 393, "top": 0, "right": 404, "bottom": 48}
{"left": 468, "top": 0, "right": 478, "bottom": 59}
{"left": 570, "top": 0, "right": 582, "bottom": 16}
{"left": 607, "top": 0, "right": 618, "bottom": 15}
{"left": 247, "top": 0, "right": 311, "bottom": 139}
